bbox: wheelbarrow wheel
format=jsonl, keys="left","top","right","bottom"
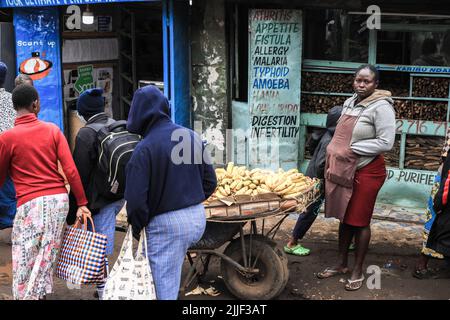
{"left": 220, "top": 235, "right": 289, "bottom": 300}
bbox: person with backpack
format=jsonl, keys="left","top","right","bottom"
{"left": 124, "top": 85, "right": 217, "bottom": 300}
{"left": 284, "top": 105, "right": 342, "bottom": 256}
{"left": 68, "top": 88, "right": 134, "bottom": 299}
{"left": 0, "top": 84, "right": 90, "bottom": 300}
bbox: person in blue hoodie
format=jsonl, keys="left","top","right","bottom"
{"left": 124, "top": 85, "right": 217, "bottom": 300}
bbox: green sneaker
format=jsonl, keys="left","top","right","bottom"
{"left": 284, "top": 244, "right": 311, "bottom": 256}
{"left": 349, "top": 243, "right": 356, "bottom": 251}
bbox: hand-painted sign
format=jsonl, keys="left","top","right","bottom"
{"left": 378, "top": 168, "right": 436, "bottom": 208}
{"left": 14, "top": 8, "right": 64, "bottom": 130}
{"left": 248, "top": 9, "right": 302, "bottom": 169}
{"left": 379, "top": 65, "right": 450, "bottom": 74}
{"left": 396, "top": 119, "right": 448, "bottom": 136}
{"left": 1, "top": 0, "right": 151, "bottom": 8}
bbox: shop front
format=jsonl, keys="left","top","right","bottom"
{"left": 0, "top": 0, "right": 191, "bottom": 147}
{"left": 207, "top": 0, "right": 450, "bottom": 208}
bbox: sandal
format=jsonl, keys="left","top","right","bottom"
{"left": 284, "top": 244, "right": 310, "bottom": 256}
{"left": 345, "top": 276, "right": 365, "bottom": 291}
{"left": 317, "top": 267, "right": 349, "bottom": 279}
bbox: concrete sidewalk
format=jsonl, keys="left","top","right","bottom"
{"left": 282, "top": 203, "right": 426, "bottom": 248}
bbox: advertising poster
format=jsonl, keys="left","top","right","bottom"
{"left": 63, "top": 66, "right": 114, "bottom": 117}
{"left": 14, "top": 8, "right": 64, "bottom": 130}
{"left": 248, "top": 9, "right": 302, "bottom": 169}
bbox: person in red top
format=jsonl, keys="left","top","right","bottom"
{"left": 0, "top": 84, "right": 90, "bottom": 300}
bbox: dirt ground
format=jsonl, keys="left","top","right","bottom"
{"left": 0, "top": 213, "right": 448, "bottom": 300}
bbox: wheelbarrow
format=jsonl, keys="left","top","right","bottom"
{"left": 182, "top": 183, "right": 320, "bottom": 300}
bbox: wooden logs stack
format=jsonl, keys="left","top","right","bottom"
{"left": 384, "top": 136, "right": 400, "bottom": 168}
{"left": 393, "top": 100, "right": 414, "bottom": 119}
{"left": 301, "top": 95, "right": 347, "bottom": 114}
{"left": 394, "top": 100, "right": 447, "bottom": 121}
{"left": 302, "top": 72, "right": 353, "bottom": 93}
{"left": 415, "top": 101, "right": 447, "bottom": 122}
{"left": 405, "top": 136, "right": 445, "bottom": 171}
{"left": 413, "top": 77, "right": 450, "bottom": 98}
{"left": 381, "top": 75, "right": 409, "bottom": 97}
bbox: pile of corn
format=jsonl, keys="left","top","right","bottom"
{"left": 211, "top": 162, "right": 317, "bottom": 200}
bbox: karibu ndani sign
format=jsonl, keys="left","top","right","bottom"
{"left": 248, "top": 9, "right": 302, "bottom": 169}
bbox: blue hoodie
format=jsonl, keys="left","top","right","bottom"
{"left": 125, "top": 86, "right": 217, "bottom": 236}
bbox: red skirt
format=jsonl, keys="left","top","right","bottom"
{"left": 343, "top": 155, "right": 387, "bottom": 227}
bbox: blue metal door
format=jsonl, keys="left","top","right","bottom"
{"left": 163, "top": 0, "right": 191, "bottom": 128}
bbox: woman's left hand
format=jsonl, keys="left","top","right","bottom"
{"left": 76, "top": 206, "right": 91, "bottom": 222}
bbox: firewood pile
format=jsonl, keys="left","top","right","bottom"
{"left": 380, "top": 75, "right": 409, "bottom": 97}
{"left": 394, "top": 100, "right": 447, "bottom": 121}
{"left": 301, "top": 95, "right": 347, "bottom": 113}
{"left": 413, "top": 77, "right": 450, "bottom": 98}
{"left": 405, "top": 136, "right": 445, "bottom": 171}
{"left": 393, "top": 100, "right": 413, "bottom": 119}
{"left": 301, "top": 72, "right": 353, "bottom": 93}
{"left": 384, "top": 135, "right": 400, "bottom": 167}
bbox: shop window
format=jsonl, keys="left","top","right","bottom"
{"left": 303, "top": 9, "right": 369, "bottom": 63}
{"left": 377, "top": 30, "right": 450, "bottom": 66}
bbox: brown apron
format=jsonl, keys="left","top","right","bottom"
{"left": 324, "top": 110, "right": 364, "bottom": 222}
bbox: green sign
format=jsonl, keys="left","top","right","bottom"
{"left": 248, "top": 9, "right": 302, "bottom": 170}
{"left": 74, "top": 65, "right": 95, "bottom": 94}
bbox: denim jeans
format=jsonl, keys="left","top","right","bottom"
{"left": 0, "top": 175, "right": 16, "bottom": 229}
{"left": 89, "top": 199, "right": 126, "bottom": 255}
{"left": 292, "top": 195, "right": 324, "bottom": 241}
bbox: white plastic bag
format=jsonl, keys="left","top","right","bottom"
{"left": 103, "top": 227, "right": 156, "bottom": 300}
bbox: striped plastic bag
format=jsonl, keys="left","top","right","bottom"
{"left": 56, "top": 214, "right": 107, "bottom": 285}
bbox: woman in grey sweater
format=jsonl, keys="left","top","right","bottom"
{"left": 317, "top": 64, "right": 396, "bottom": 291}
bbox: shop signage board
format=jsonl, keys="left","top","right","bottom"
{"left": 298, "top": 158, "right": 436, "bottom": 208}
{"left": 389, "top": 65, "right": 450, "bottom": 74}
{"left": 248, "top": 9, "right": 302, "bottom": 170}
{"left": 1, "top": 0, "right": 152, "bottom": 8}
{"left": 14, "top": 7, "right": 64, "bottom": 130}
{"left": 378, "top": 168, "right": 436, "bottom": 208}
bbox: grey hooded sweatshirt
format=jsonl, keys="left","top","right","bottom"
{"left": 342, "top": 89, "right": 396, "bottom": 169}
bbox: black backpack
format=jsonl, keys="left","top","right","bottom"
{"left": 86, "top": 120, "right": 142, "bottom": 200}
